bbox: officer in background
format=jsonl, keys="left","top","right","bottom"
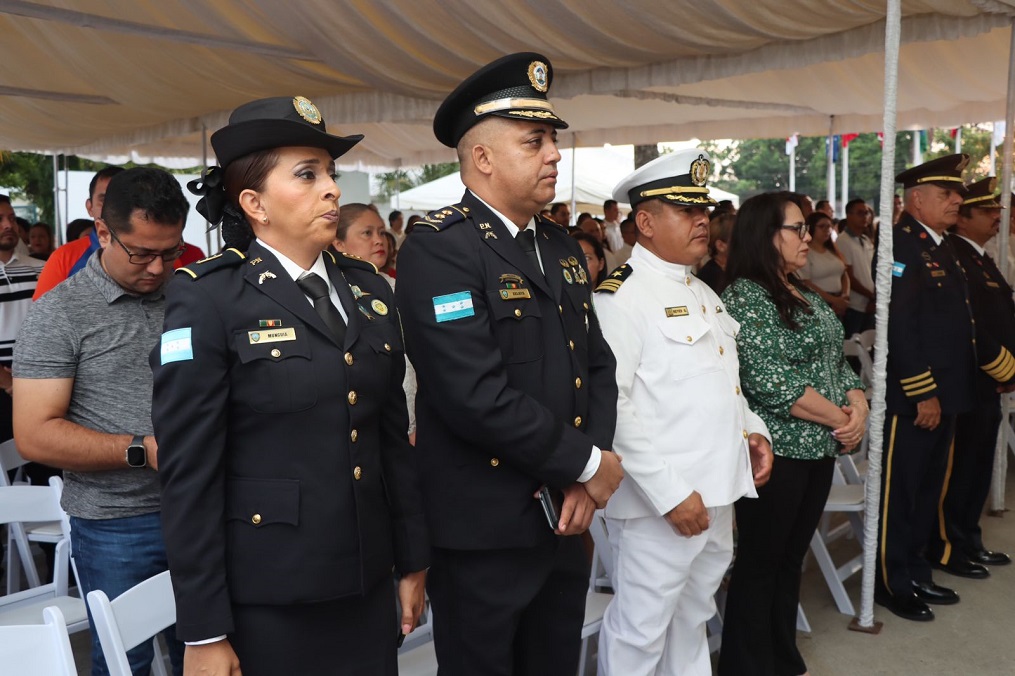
{"left": 594, "top": 149, "right": 772, "bottom": 675}
{"left": 928, "top": 177, "right": 1015, "bottom": 578}
{"left": 876, "top": 154, "right": 975, "bottom": 622}
{"left": 395, "top": 53, "right": 623, "bottom": 675}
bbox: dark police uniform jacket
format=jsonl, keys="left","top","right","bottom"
{"left": 395, "top": 190, "right": 618, "bottom": 550}
{"left": 151, "top": 241, "right": 429, "bottom": 642}
{"left": 883, "top": 213, "right": 975, "bottom": 416}
{"left": 950, "top": 234, "right": 1015, "bottom": 402}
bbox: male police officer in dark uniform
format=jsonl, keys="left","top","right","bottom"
{"left": 396, "top": 53, "right": 623, "bottom": 675}
{"left": 928, "top": 177, "right": 1015, "bottom": 578}
{"left": 876, "top": 154, "right": 976, "bottom": 621}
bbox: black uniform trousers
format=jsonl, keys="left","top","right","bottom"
{"left": 928, "top": 400, "right": 1003, "bottom": 564}
{"left": 428, "top": 536, "right": 588, "bottom": 676}
{"left": 718, "top": 455, "right": 835, "bottom": 676}
{"left": 876, "top": 413, "right": 956, "bottom": 597}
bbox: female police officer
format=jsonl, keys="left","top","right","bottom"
{"left": 151, "top": 96, "right": 428, "bottom": 676}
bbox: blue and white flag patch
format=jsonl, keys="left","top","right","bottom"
{"left": 434, "top": 291, "right": 475, "bottom": 323}
{"left": 160, "top": 328, "right": 194, "bottom": 364}
{"left": 891, "top": 261, "right": 906, "bottom": 277}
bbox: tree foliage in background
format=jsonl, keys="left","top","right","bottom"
{"left": 701, "top": 125, "right": 998, "bottom": 213}
{"left": 373, "top": 162, "right": 459, "bottom": 202}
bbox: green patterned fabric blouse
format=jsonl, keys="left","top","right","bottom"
{"left": 721, "top": 278, "right": 864, "bottom": 460}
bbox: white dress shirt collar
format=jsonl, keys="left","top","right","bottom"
{"left": 954, "top": 234, "right": 986, "bottom": 257}
{"left": 629, "top": 242, "right": 693, "bottom": 282}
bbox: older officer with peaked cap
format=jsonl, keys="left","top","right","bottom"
{"left": 395, "top": 53, "right": 623, "bottom": 675}
{"left": 594, "top": 150, "right": 772, "bottom": 676}
{"left": 876, "top": 154, "right": 976, "bottom": 622}
{"left": 927, "top": 177, "right": 1015, "bottom": 578}
{"left": 151, "top": 96, "right": 428, "bottom": 675}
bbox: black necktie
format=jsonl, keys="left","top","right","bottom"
{"left": 296, "top": 272, "right": 347, "bottom": 345}
{"left": 515, "top": 228, "right": 543, "bottom": 278}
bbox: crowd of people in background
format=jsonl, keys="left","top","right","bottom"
{"left": 0, "top": 52, "right": 1012, "bottom": 676}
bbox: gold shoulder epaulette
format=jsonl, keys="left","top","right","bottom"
{"left": 328, "top": 249, "right": 379, "bottom": 274}
{"left": 596, "top": 264, "right": 633, "bottom": 294}
{"left": 176, "top": 247, "right": 246, "bottom": 279}
{"left": 411, "top": 203, "right": 470, "bottom": 232}
{"left": 536, "top": 212, "right": 567, "bottom": 232}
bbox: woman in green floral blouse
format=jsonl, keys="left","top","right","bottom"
{"left": 717, "top": 192, "right": 867, "bottom": 676}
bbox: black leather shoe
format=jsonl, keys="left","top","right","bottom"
{"left": 875, "top": 590, "right": 934, "bottom": 621}
{"left": 969, "top": 549, "right": 1011, "bottom": 566}
{"left": 933, "top": 558, "right": 990, "bottom": 579}
{"left": 912, "top": 580, "right": 960, "bottom": 605}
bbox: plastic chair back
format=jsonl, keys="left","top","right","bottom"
{"left": 0, "top": 606, "right": 77, "bottom": 675}
{"left": 86, "top": 570, "right": 175, "bottom": 676}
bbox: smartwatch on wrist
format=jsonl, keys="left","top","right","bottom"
{"left": 126, "top": 435, "right": 147, "bottom": 468}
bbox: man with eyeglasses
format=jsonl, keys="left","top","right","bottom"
{"left": 33, "top": 165, "right": 204, "bottom": 300}
{"left": 12, "top": 167, "right": 189, "bottom": 675}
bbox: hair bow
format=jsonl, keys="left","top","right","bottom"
{"left": 187, "top": 166, "right": 227, "bottom": 227}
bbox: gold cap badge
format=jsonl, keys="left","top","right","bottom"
{"left": 690, "top": 154, "right": 710, "bottom": 187}
{"left": 371, "top": 299, "right": 389, "bottom": 316}
{"left": 293, "top": 96, "right": 322, "bottom": 125}
{"left": 528, "top": 61, "right": 549, "bottom": 93}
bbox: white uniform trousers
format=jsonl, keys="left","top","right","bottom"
{"left": 598, "top": 505, "right": 733, "bottom": 676}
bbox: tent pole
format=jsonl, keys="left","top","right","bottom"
{"left": 955, "top": 126, "right": 962, "bottom": 154}
{"left": 827, "top": 116, "right": 835, "bottom": 213}
{"left": 842, "top": 142, "right": 849, "bottom": 214}
{"left": 51, "top": 154, "right": 61, "bottom": 242}
{"left": 570, "top": 135, "right": 577, "bottom": 224}
{"left": 850, "top": 0, "right": 901, "bottom": 634}
{"left": 201, "top": 123, "right": 213, "bottom": 255}
{"left": 989, "top": 16, "right": 1015, "bottom": 515}
{"left": 991, "top": 122, "right": 998, "bottom": 177}
{"left": 62, "top": 157, "right": 69, "bottom": 239}
{"left": 789, "top": 143, "right": 796, "bottom": 193}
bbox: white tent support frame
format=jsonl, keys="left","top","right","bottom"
{"left": 854, "top": 0, "right": 901, "bottom": 632}
{"left": 989, "top": 17, "right": 1015, "bottom": 514}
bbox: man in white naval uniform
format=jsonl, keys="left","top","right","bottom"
{"left": 595, "top": 149, "right": 773, "bottom": 676}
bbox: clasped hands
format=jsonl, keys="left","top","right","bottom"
{"left": 834, "top": 395, "right": 869, "bottom": 450}
{"left": 535, "top": 450, "right": 623, "bottom": 536}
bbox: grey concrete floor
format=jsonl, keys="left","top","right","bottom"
{"left": 55, "top": 467, "right": 1015, "bottom": 675}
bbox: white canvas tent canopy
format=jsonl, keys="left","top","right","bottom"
{"left": 390, "top": 147, "right": 740, "bottom": 215}
{"left": 0, "top": 1, "right": 1012, "bottom": 170}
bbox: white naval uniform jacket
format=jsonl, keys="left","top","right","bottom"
{"left": 596, "top": 244, "right": 770, "bottom": 519}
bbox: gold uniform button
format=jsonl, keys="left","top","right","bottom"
{"left": 251, "top": 514, "right": 262, "bottom": 525}
{"left": 719, "top": 346, "right": 725, "bottom": 355}
{"left": 742, "top": 430, "right": 749, "bottom": 439}
{"left": 384, "top": 343, "right": 392, "bottom": 352}
{"left": 350, "top": 429, "right": 358, "bottom": 442}
{"left": 344, "top": 352, "right": 354, "bottom": 365}
{"left": 270, "top": 348, "right": 281, "bottom": 358}
{"left": 575, "top": 377, "right": 582, "bottom": 389}
{"left": 558, "top": 305, "right": 563, "bottom": 314}
{"left": 686, "top": 336, "right": 693, "bottom": 342}
{"left": 568, "top": 340, "right": 575, "bottom": 350}
{"left": 490, "top": 457, "right": 500, "bottom": 467}
{"left": 701, "top": 305, "right": 707, "bottom": 313}
{"left": 685, "top": 276, "right": 692, "bottom": 285}
{"left": 353, "top": 466, "right": 363, "bottom": 480}
{"left": 736, "top": 386, "right": 741, "bottom": 395}
{"left": 583, "top": 302, "right": 589, "bottom": 310}
{"left": 574, "top": 416, "right": 583, "bottom": 427}
{"left": 514, "top": 308, "right": 522, "bottom": 318}
{"left": 348, "top": 391, "right": 358, "bottom": 405}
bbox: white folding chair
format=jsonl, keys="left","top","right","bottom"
{"left": 587, "top": 510, "right": 613, "bottom": 592}
{"left": 397, "top": 592, "right": 434, "bottom": 654}
{"left": 0, "top": 605, "right": 77, "bottom": 675}
{"left": 809, "top": 484, "right": 865, "bottom": 615}
{"left": 86, "top": 569, "right": 174, "bottom": 676}
{"left": 397, "top": 640, "right": 438, "bottom": 676}
{"left": 0, "top": 439, "right": 62, "bottom": 593}
{"left": 843, "top": 336, "right": 875, "bottom": 394}
{"left": 0, "top": 485, "right": 88, "bottom": 635}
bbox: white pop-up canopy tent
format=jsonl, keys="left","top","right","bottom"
{"left": 390, "top": 147, "right": 740, "bottom": 215}
{"left": 0, "top": 1, "right": 1011, "bottom": 170}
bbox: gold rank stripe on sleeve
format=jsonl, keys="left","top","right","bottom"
{"left": 900, "top": 370, "right": 936, "bottom": 397}
{"left": 982, "top": 347, "right": 1015, "bottom": 382}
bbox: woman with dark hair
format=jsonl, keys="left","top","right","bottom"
{"left": 572, "top": 230, "right": 608, "bottom": 285}
{"left": 151, "top": 96, "right": 428, "bottom": 676}
{"left": 718, "top": 191, "right": 867, "bottom": 676}
{"left": 797, "top": 211, "right": 850, "bottom": 316}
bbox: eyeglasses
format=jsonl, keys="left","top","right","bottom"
{"left": 107, "top": 227, "right": 185, "bottom": 266}
{"left": 780, "top": 223, "right": 808, "bottom": 239}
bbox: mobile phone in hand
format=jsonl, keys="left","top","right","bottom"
{"left": 539, "top": 485, "right": 562, "bottom": 531}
